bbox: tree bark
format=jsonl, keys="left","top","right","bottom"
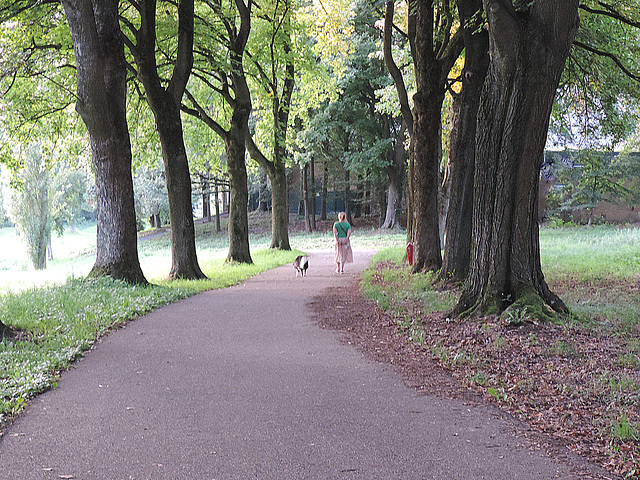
{"left": 382, "top": 122, "right": 407, "bottom": 228}
{"left": 440, "top": 0, "right": 489, "bottom": 282}
{"left": 320, "top": 161, "right": 328, "bottom": 221}
{"left": 454, "top": 0, "right": 578, "bottom": 318}
{"left": 61, "top": 0, "right": 146, "bottom": 285}
{"left": 226, "top": 117, "right": 252, "bottom": 263}
{"left": 310, "top": 157, "right": 316, "bottom": 230}
{"left": 0, "top": 320, "right": 13, "bottom": 339}
{"left": 386, "top": 0, "right": 463, "bottom": 273}
{"left": 245, "top": 135, "right": 291, "bottom": 249}
{"left": 132, "top": 0, "right": 205, "bottom": 280}
{"left": 344, "top": 169, "right": 352, "bottom": 224}
{"left": 214, "top": 181, "right": 221, "bottom": 233}
{"left": 303, "top": 163, "right": 312, "bottom": 232}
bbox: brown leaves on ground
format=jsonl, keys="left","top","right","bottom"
{"left": 310, "top": 273, "right": 639, "bottom": 480}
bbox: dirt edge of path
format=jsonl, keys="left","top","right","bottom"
{"left": 308, "top": 278, "right": 619, "bottom": 480}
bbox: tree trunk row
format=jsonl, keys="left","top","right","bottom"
{"left": 452, "top": 0, "right": 579, "bottom": 317}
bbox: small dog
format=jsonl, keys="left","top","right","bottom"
{"left": 293, "top": 255, "right": 309, "bottom": 277}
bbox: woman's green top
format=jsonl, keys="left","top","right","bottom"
{"left": 334, "top": 221, "right": 351, "bottom": 238}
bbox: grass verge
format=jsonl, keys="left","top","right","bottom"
{"left": 0, "top": 247, "right": 301, "bottom": 427}
{"left": 360, "top": 225, "right": 640, "bottom": 479}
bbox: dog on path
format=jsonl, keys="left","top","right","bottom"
{"left": 293, "top": 255, "right": 309, "bottom": 277}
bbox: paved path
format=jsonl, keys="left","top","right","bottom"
{"left": 0, "top": 250, "right": 579, "bottom": 480}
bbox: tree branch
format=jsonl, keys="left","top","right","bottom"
{"left": 579, "top": 2, "right": 640, "bottom": 29}
{"left": 245, "top": 132, "right": 275, "bottom": 176}
{"left": 383, "top": 1, "right": 414, "bottom": 135}
{"left": 574, "top": 40, "right": 640, "bottom": 83}
{"left": 168, "top": 0, "right": 195, "bottom": 104}
{"left": 182, "top": 89, "right": 228, "bottom": 140}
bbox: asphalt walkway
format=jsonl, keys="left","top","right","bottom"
{"left": 0, "top": 250, "right": 580, "bottom": 479}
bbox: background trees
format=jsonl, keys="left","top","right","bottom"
{"left": 9, "top": 144, "right": 52, "bottom": 270}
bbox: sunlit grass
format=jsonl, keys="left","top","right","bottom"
{"left": 540, "top": 225, "right": 640, "bottom": 283}
{"left": 362, "top": 225, "right": 640, "bottom": 334}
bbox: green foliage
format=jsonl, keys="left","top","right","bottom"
{"left": 552, "top": 1, "right": 640, "bottom": 149}
{"left": 610, "top": 412, "right": 639, "bottom": 443}
{"left": 0, "top": 169, "right": 7, "bottom": 225}
{"left": 294, "top": 13, "right": 400, "bottom": 194}
{"left": 50, "top": 163, "right": 91, "bottom": 234}
{"left": 133, "top": 160, "right": 169, "bottom": 228}
{"left": 8, "top": 143, "right": 52, "bottom": 270}
{"left": 545, "top": 150, "right": 640, "bottom": 225}
{"left": 8, "top": 143, "right": 91, "bottom": 269}
{"left": 0, "top": 3, "right": 82, "bottom": 144}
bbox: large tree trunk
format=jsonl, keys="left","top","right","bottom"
{"left": 156, "top": 112, "right": 206, "bottom": 279}
{"left": 454, "top": 0, "right": 578, "bottom": 318}
{"left": 410, "top": 85, "right": 444, "bottom": 271}
{"left": 226, "top": 112, "right": 253, "bottom": 264}
{"left": 134, "top": 0, "right": 205, "bottom": 280}
{"left": 440, "top": 0, "right": 488, "bottom": 282}
{"left": 62, "top": 0, "right": 146, "bottom": 285}
{"left": 381, "top": 123, "right": 406, "bottom": 228}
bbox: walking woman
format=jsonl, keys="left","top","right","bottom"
{"left": 333, "top": 211, "right": 353, "bottom": 273}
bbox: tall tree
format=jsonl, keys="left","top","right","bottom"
{"left": 61, "top": 0, "right": 146, "bottom": 284}
{"left": 184, "top": 0, "right": 253, "bottom": 264}
{"left": 454, "top": 0, "right": 579, "bottom": 318}
{"left": 440, "top": 0, "right": 488, "bottom": 282}
{"left": 244, "top": 0, "right": 296, "bottom": 249}
{"left": 9, "top": 143, "right": 51, "bottom": 270}
{"left": 384, "top": 0, "right": 463, "bottom": 273}
{"left": 122, "top": 0, "right": 206, "bottom": 279}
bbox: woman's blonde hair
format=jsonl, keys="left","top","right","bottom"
{"left": 338, "top": 211, "right": 346, "bottom": 222}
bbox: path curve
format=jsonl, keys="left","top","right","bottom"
{"left": 0, "top": 250, "right": 578, "bottom": 479}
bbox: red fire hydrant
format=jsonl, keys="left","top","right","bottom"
{"left": 406, "top": 242, "right": 414, "bottom": 266}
